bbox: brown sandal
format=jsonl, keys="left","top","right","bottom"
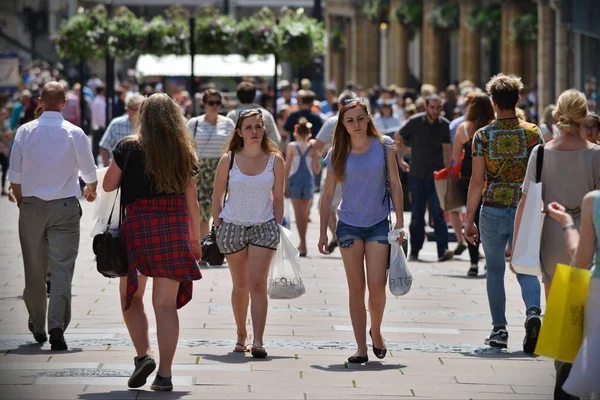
{"left": 233, "top": 343, "right": 251, "bottom": 352}
{"left": 251, "top": 346, "right": 268, "bottom": 358}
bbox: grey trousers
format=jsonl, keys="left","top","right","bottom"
{"left": 19, "top": 196, "right": 81, "bottom": 333}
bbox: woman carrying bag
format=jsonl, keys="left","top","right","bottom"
{"left": 212, "top": 109, "right": 285, "bottom": 359}
{"left": 318, "top": 98, "right": 405, "bottom": 363}
{"left": 103, "top": 93, "right": 202, "bottom": 391}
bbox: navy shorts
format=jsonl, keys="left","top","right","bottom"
{"left": 336, "top": 218, "right": 390, "bottom": 247}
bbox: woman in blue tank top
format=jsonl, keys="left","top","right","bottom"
{"left": 548, "top": 191, "right": 600, "bottom": 398}
{"left": 319, "top": 98, "right": 405, "bottom": 364}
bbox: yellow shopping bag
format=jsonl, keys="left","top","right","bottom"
{"left": 535, "top": 263, "right": 590, "bottom": 363}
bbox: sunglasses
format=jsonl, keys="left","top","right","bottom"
{"left": 341, "top": 97, "right": 362, "bottom": 106}
{"left": 206, "top": 100, "right": 222, "bottom": 106}
{"left": 239, "top": 108, "right": 263, "bottom": 116}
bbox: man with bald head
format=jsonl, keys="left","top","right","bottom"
{"left": 8, "top": 81, "right": 98, "bottom": 351}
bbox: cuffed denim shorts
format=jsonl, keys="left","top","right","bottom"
{"left": 336, "top": 218, "right": 390, "bottom": 248}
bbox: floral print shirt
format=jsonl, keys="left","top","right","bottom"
{"left": 472, "top": 118, "right": 543, "bottom": 207}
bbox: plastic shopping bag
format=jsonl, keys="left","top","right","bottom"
{"left": 90, "top": 168, "right": 121, "bottom": 237}
{"left": 511, "top": 181, "right": 544, "bottom": 276}
{"left": 282, "top": 198, "right": 292, "bottom": 229}
{"left": 388, "top": 229, "right": 412, "bottom": 296}
{"left": 535, "top": 263, "right": 590, "bottom": 363}
{"left": 268, "top": 225, "right": 306, "bottom": 299}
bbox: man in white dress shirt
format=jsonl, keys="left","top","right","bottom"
{"left": 8, "top": 81, "right": 98, "bottom": 351}
{"left": 90, "top": 84, "right": 106, "bottom": 164}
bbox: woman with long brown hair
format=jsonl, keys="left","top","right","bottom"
{"left": 212, "top": 109, "right": 284, "bottom": 358}
{"left": 318, "top": 98, "right": 405, "bottom": 363}
{"left": 452, "top": 94, "right": 495, "bottom": 276}
{"left": 103, "top": 93, "right": 202, "bottom": 391}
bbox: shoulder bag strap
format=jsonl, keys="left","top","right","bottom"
{"left": 382, "top": 141, "right": 392, "bottom": 230}
{"left": 105, "top": 146, "right": 131, "bottom": 231}
{"left": 193, "top": 119, "right": 199, "bottom": 138}
{"left": 535, "top": 144, "right": 544, "bottom": 184}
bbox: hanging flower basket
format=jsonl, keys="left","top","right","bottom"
{"left": 235, "top": 17, "right": 278, "bottom": 58}
{"left": 195, "top": 8, "right": 236, "bottom": 55}
{"left": 143, "top": 16, "right": 190, "bottom": 56}
{"left": 52, "top": 8, "right": 106, "bottom": 61}
{"left": 277, "top": 13, "right": 325, "bottom": 66}
{"left": 466, "top": 4, "right": 501, "bottom": 39}
{"left": 427, "top": 3, "right": 459, "bottom": 31}
{"left": 329, "top": 24, "right": 346, "bottom": 53}
{"left": 394, "top": 0, "right": 423, "bottom": 31}
{"left": 107, "top": 6, "right": 145, "bottom": 58}
{"left": 509, "top": 13, "right": 537, "bottom": 46}
{"left": 363, "top": 0, "right": 391, "bottom": 24}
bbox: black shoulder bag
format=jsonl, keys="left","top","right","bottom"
{"left": 200, "top": 152, "right": 235, "bottom": 266}
{"left": 92, "top": 150, "right": 130, "bottom": 278}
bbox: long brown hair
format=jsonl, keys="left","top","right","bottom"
{"left": 226, "top": 109, "right": 280, "bottom": 155}
{"left": 134, "top": 93, "right": 198, "bottom": 194}
{"left": 466, "top": 94, "right": 495, "bottom": 133}
{"left": 331, "top": 100, "right": 384, "bottom": 183}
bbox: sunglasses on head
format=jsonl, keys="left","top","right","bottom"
{"left": 239, "top": 108, "right": 263, "bottom": 116}
{"left": 341, "top": 97, "right": 362, "bottom": 106}
{"left": 206, "top": 100, "right": 222, "bottom": 106}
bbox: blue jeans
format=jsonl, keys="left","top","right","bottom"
{"left": 408, "top": 177, "right": 448, "bottom": 257}
{"left": 479, "top": 206, "right": 541, "bottom": 327}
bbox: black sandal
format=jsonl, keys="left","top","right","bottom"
{"left": 251, "top": 346, "right": 268, "bottom": 359}
{"left": 369, "top": 329, "right": 387, "bottom": 359}
{"left": 347, "top": 355, "right": 368, "bottom": 364}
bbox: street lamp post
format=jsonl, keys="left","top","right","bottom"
{"left": 312, "top": 0, "right": 324, "bottom": 100}
{"left": 190, "top": 16, "right": 196, "bottom": 116}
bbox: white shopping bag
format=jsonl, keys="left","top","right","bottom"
{"left": 282, "top": 198, "right": 292, "bottom": 229}
{"left": 511, "top": 180, "right": 544, "bottom": 276}
{"left": 388, "top": 229, "right": 412, "bottom": 296}
{"left": 268, "top": 225, "right": 306, "bottom": 299}
{"left": 90, "top": 168, "right": 121, "bottom": 237}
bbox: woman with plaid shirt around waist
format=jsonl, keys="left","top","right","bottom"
{"left": 212, "top": 109, "right": 285, "bottom": 359}
{"left": 103, "top": 93, "right": 202, "bottom": 392}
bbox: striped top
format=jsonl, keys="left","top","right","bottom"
{"left": 187, "top": 115, "right": 235, "bottom": 159}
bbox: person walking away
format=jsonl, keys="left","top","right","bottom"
{"left": 226, "top": 81, "right": 281, "bottom": 146}
{"left": 90, "top": 84, "right": 106, "bottom": 164}
{"left": 513, "top": 89, "right": 600, "bottom": 396}
{"left": 318, "top": 98, "right": 405, "bottom": 363}
{"left": 102, "top": 93, "right": 202, "bottom": 391}
{"left": 0, "top": 107, "right": 13, "bottom": 195}
{"left": 9, "top": 90, "right": 33, "bottom": 131}
{"left": 99, "top": 94, "right": 145, "bottom": 167}
{"left": 399, "top": 95, "right": 454, "bottom": 262}
{"left": 212, "top": 109, "right": 284, "bottom": 358}
{"left": 7, "top": 81, "right": 98, "bottom": 350}
{"left": 313, "top": 91, "right": 358, "bottom": 254}
{"left": 547, "top": 192, "right": 600, "bottom": 399}
{"left": 188, "top": 89, "right": 235, "bottom": 246}
{"left": 463, "top": 73, "right": 542, "bottom": 353}
{"left": 452, "top": 94, "right": 495, "bottom": 276}
{"left": 539, "top": 104, "right": 557, "bottom": 143}
{"left": 61, "top": 81, "right": 81, "bottom": 127}
{"left": 284, "top": 117, "right": 321, "bottom": 256}
{"left": 580, "top": 112, "right": 600, "bottom": 144}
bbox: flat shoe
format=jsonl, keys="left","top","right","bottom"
{"left": 347, "top": 355, "right": 368, "bottom": 364}
{"left": 251, "top": 346, "right": 267, "bottom": 359}
{"left": 233, "top": 342, "right": 251, "bottom": 352}
{"left": 369, "top": 329, "right": 387, "bottom": 359}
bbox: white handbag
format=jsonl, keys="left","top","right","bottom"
{"left": 90, "top": 168, "right": 121, "bottom": 237}
{"left": 512, "top": 145, "right": 544, "bottom": 276}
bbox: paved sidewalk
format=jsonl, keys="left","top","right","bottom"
{"left": 0, "top": 195, "right": 554, "bottom": 399}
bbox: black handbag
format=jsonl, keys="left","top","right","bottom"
{"left": 201, "top": 152, "right": 234, "bottom": 266}
{"left": 92, "top": 152, "right": 130, "bottom": 278}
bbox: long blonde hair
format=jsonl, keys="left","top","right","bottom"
{"left": 135, "top": 93, "right": 198, "bottom": 194}
{"left": 331, "top": 100, "right": 384, "bottom": 183}
{"left": 226, "top": 109, "right": 280, "bottom": 155}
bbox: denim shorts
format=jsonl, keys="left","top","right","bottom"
{"left": 336, "top": 218, "right": 390, "bottom": 247}
{"left": 288, "top": 180, "right": 315, "bottom": 200}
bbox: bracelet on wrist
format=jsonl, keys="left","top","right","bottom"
{"left": 562, "top": 224, "right": 575, "bottom": 231}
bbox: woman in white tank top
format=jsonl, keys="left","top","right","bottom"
{"left": 212, "top": 109, "right": 285, "bottom": 359}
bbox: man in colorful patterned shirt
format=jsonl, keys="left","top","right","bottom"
{"left": 464, "top": 74, "right": 542, "bottom": 353}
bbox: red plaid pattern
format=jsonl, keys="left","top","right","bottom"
{"left": 120, "top": 195, "right": 201, "bottom": 310}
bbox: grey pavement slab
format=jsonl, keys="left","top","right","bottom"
{"left": 0, "top": 195, "right": 554, "bottom": 399}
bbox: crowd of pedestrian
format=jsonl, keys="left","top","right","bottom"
{"left": 3, "top": 62, "right": 600, "bottom": 398}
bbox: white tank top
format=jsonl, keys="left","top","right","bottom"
{"left": 219, "top": 152, "right": 276, "bottom": 225}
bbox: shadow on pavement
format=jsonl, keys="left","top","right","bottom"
{"left": 310, "top": 362, "right": 407, "bottom": 372}
{"left": 460, "top": 348, "right": 537, "bottom": 359}
{"left": 78, "top": 390, "right": 191, "bottom": 399}
{"left": 191, "top": 352, "right": 296, "bottom": 363}
{"left": 443, "top": 274, "right": 487, "bottom": 280}
{"left": 4, "top": 343, "right": 84, "bottom": 355}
